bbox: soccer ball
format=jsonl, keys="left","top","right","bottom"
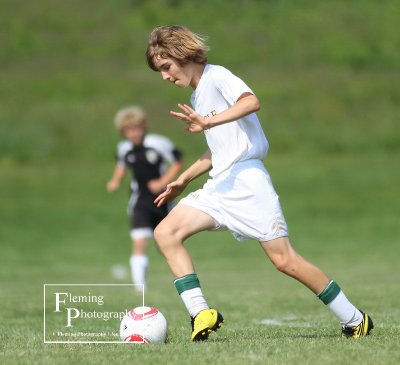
{"left": 120, "top": 306, "right": 168, "bottom": 344}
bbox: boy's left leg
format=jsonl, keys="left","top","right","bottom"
{"left": 260, "top": 236, "right": 373, "bottom": 337}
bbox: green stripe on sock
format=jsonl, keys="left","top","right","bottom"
{"left": 174, "top": 273, "right": 201, "bottom": 295}
{"left": 317, "top": 280, "right": 341, "bottom": 305}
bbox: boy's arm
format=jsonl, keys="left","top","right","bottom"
{"left": 107, "top": 165, "right": 126, "bottom": 192}
{"left": 147, "top": 159, "right": 184, "bottom": 194}
{"left": 176, "top": 148, "right": 211, "bottom": 184}
{"left": 154, "top": 149, "right": 212, "bottom": 207}
{"left": 170, "top": 93, "right": 260, "bottom": 133}
{"left": 162, "top": 160, "right": 184, "bottom": 185}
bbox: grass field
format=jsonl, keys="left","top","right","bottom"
{"left": 1, "top": 0, "right": 400, "bottom": 364}
{"left": 1, "top": 152, "right": 399, "bottom": 364}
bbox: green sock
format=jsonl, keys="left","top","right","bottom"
{"left": 174, "top": 273, "right": 208, "bottom": 318}
{"left": 317, "top": 280, "right": 341, "bottom": 305}
{"left": 174, "top": 273, "right": 201, "bottom": 295}
{"left": 317, "top": 280, "right": 362, "bottom": 326}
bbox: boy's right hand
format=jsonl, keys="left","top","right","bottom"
{"left": 107, "top": 179, "right": 120, "bottom": 192}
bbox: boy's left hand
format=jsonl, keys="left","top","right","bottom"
{"left": 170, "top": 104, "right": 209, "bottom": 133}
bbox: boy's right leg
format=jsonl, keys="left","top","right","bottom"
{"left": 154, "top": 204, "right": 224, "bottom": 341}
{"left": 260, "top": 236, "right": 373, "bottom": 337}
{"left": 154, "top": 204, "right": 214, "bottom": 277}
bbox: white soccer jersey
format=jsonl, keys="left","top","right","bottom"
{"left": 190, "top": 64, "right": 269, "bottom": 177}
{"left": 180, "top": 64, "right": 288, "bottom": 242}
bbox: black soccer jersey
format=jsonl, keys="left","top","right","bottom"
{"left": 117, "top": 133, "right": 182, "bottom": 197}
{"left": 116, "top": 134, "right": 182, "bottom": 230}
{"left": 124, "top": 144, "right": 167, "bottom": 196}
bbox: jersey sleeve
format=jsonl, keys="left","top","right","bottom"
{"left": 213, "top": 66, "right": 254, "bottom": 106}
{"left": 144, "top": 134, "right": 183, "bottom": 164}
{"left": 116, "top": 140, "right": 132, "bottom": 168}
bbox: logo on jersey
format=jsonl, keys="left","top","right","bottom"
{"left": 204, "top": 109, "right": 217, "bottom": 119}
{"left": 126, "top": 153, "right": 136, "bottom": 163}
{"left": 146, "top": 150, "right": 159, "bottom": 164}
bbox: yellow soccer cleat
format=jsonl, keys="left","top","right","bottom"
{"left": 341, "top": 310, "right": 374, "bottom": 338}
{"left": 191, "top": 309, "right": 224, "bottom": 342}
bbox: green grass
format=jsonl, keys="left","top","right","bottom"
{"left": 1, "top": 153, "right": 399, "bottom": 365}
{"left": 1, "top": 0, "right": 399, "bottom": 363}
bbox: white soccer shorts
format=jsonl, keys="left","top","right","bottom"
{"left": 179, "top": 159, "right": 289, "bottom": 242}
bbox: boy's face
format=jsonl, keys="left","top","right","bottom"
{"left": 154, "top": 56, "right": 194, "bottom": 89}
{"left": 122, "top": 126, "right": 146, "bottom": 145}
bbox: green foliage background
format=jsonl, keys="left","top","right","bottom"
{"left": 1, "top": 1, "right": 399, "bottom": 364}
{"left": 1, "top": 0, "right": 399, "bottom": 164}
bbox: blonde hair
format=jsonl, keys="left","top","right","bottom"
{"left": 146, "top": 25, "right": 209, "bottom": 71}
{"left": 114, "top": 106, "right": 147, "bottom": 134}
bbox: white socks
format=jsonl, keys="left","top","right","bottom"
{"left": 180, "top": 287, "right": 209, "bottom": 318}
{"left": 129, "top": 255, "right": 148, "bottom": 292}
{"left": 317, "top": 280, "right": 363, "bottom": 326}
{"left": 327, "top": 291, "right": 363, "bottom": 326}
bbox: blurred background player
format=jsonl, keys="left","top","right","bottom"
{"left": 107, "top": 106, "right": 183, "bottom": 292}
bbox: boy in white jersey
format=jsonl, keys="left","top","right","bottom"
{"left": 146, "top": 25, "right": 373, "bottom": 341}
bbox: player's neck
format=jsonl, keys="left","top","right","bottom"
{"left": 190, "top": 63, "right": 206, "bottom": 90}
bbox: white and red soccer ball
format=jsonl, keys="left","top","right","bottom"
{"left": 120, "top": 306, "right": 168, "bottom": 344}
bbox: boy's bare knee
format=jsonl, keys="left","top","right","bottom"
{"left": 270, "top": 253, "right": 300, "bottom": 276}
{"left": 272, "top": 255, "right": 290, "bottom": 273}
{"left": 153, "top": 224, "right": 164, "bottom": 242}
{"left": 153, "top": 221, "right": 182, "bottom": 251}
{"left": 154, "top": 223, "right": 172, "bottom": 245}
{"left": 261, "top": 237, "right": 301, "bottom": 275}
